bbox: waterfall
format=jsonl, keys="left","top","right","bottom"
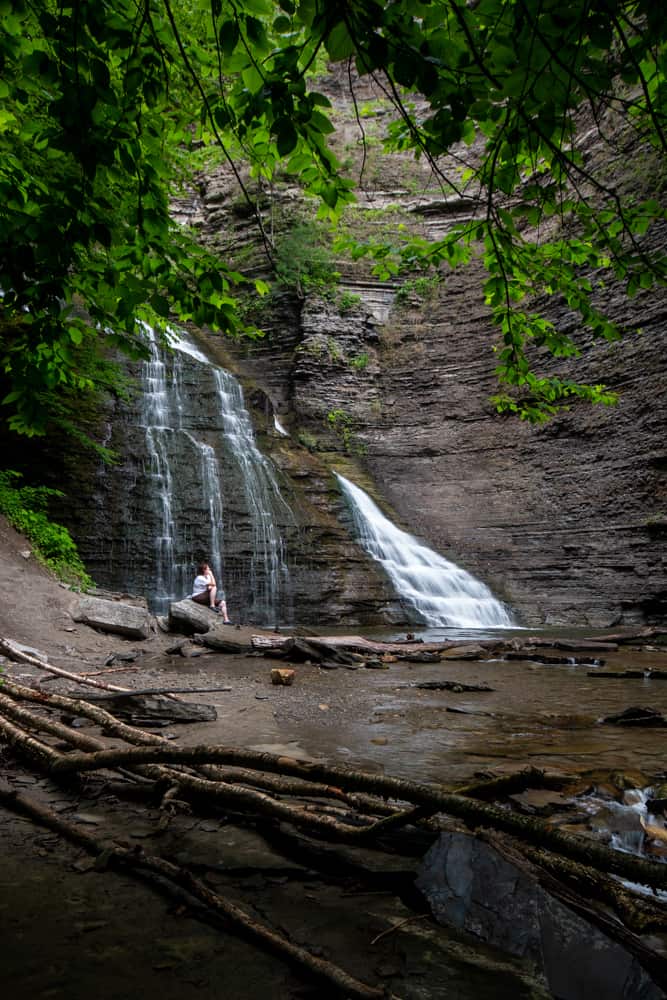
{"left": 336, "top": 474, "right": 514, "bottom": 628}
{"left": 138, "top": 325, "right": 291, "bottom": 620}
{"left": 134, "top": 324, "right": 295, "bottom": 624}
{"left": 139, "top": 324, "right": 190, "bottom": 609}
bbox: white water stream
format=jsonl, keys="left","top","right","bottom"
{"left": 336, "top": 473, "right": 514, "bottom": 628}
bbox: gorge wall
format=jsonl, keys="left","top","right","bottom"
{"left": 180, "top": 73, "right": 667, "bottom": 629}
{"left": 5, "top": 70, "right": 665, "bottom": 629}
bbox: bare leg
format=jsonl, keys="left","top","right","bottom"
{"left": 217, "top": 599, "right": 230, "bottom": 622}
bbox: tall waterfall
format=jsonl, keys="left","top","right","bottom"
{"left": 336, "top": 474, "right": 514, "bottom": 628}
{"left": 137, "top": 325, "right": 291, "bottom": 620}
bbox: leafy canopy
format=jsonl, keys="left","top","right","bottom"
{"left": 0, "top": 0, "right": 665, "bottom": 433}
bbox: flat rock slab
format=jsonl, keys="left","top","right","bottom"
{"left": 76, "top": 692, "right": 217, "bottom": 724}
{"left": 72, "top": 596, "right": 152, "bottom": 640}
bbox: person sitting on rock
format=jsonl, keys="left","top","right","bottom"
{"left": 190, "top": 562, "right": 231, "bottom": 623}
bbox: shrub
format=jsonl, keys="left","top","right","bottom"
{"left": 338, "top": 291, "right": 362, "bottom": 314}
{"left": 0, "top": 470, "right": 92, "bottom": 588}
{"left": 274, "top": 220, "right": 340, "bottom": 298}
{"left": 349, "top": 352, "right": 370, "bottom": 371}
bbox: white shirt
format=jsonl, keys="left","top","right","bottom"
{"left": 191, "top": 574, "right": 210, "bottom": 597}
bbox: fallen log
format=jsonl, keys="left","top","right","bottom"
{"left": 523, "top": 638, "right": 620, "bottom": 652}
{"left": 0, "top": 784, "right": 397, "bottom": 1000}
{"left": 0, "top": 679, "right": 382, "bottom": 812}
{"left": 585, "top": 628, "right": 667, "bottom": 644}
{"left": 504, "top": 650, "right": 604, "bottom": 666}
{"left": 41, "top": 742, "right": 667, "bottom": 889}
{"left": 0, "top": 637, "right": 132, "bottom": 692}
{"left": 0, "top": 692, "right": 387, "bottom": 842}
{"left": 250, "top": 634, "right": 462, "bottom": 658}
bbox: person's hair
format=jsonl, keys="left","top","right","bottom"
{"left": 197, "top": 561, "right": 208, "bottom": 575}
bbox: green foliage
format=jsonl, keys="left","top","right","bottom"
{"left": 326, "top": 408, "right": 366, "bottom": 455}
{"left": 327, "top": 337, "right": 343, "bottom": 362}
{"left": 1, "top": 0, "right": 665, "bottom": 430}
{"left": 297, "top": 429, "right": 320, "bottom": 452}
{"left": 0, "top": 470, "right": 92, "bottom": 588}
{"left": 273, "top": 220, "right": 340, "bottom": 298}
{"left": 394, "top": 275, "right": 442, "bottom": 308}
{"left": 349, "top": 352, "right": 370, "bottom": 371}
{"left": 338, "top": 292, "right": 362, "bottom": 314}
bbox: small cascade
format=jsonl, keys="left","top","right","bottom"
{"left": 336, "top": 473, "right": 514, "bottom": 628}
{"left": 137, "top": 325, "right": 291, "bottom": 621}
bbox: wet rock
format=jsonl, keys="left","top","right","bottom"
{"left": 197, "top": 629, "right": 252, "bottom": 654}
{"left": 410, "top": 680, "right": 493, "bottom": 692}
{"left": 648, "top": 783, "right": 667, "bottom": 813}
{"left": 104, "top": 650, "right": 143, "bottom": 666}
{"left": 440, "top": 644, "right": 488, "bottom": 660}
{"left": 72, "top": 596, "right": 152, "bottom": 640}
{"left": 165, "top": 639, "right": 206, "bottom": 658}
{"left": 416, "top": 831, "right": 664, "bottom": 1000}
{"left": 397, "top": 651, "right": 442, "bottom": 663}
{"left": 601, "top": 707, "right": 667, "bottom": 727}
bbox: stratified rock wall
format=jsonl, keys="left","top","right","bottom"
{"left": 189, "top": 77, "right": 666, "bottom": 629}
{"left": 4, "top": 71, "right": 663, "bottom": 629}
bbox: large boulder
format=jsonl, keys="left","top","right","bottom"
{"left": 72, "top": 596, "right": 152, "bottom": 640}
{"left": 168, "top": 598, "right": 216, "bottom": 634}
{"left": 416, "top": 831, "right": 664, "bottom": 1000}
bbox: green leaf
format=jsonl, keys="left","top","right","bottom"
{"left": 325, "top": 21, "right": 355, "bottom": 60}
{"left": 275, "top": 118, "right": 298, "bottom": 156}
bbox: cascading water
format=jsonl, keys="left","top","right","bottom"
{"left": 139, "top": 324, "right": 192, "bottom": 608}
{"left": 136, "top": 325, "right": 291, "bottom": 620}
{"left": 210, "top": 366, "right": 292, "bottom": 620}
{"left": 336, "top": 473, "right": 514, "bottom": 628}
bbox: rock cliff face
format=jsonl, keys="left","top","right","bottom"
{"left": 5, "top": 73, "right": 665, "bottom": 629}
{"left": 181, "top": 76, "right": 667, "bottom": 629}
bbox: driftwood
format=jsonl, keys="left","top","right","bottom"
{"left": 0, "top": 636, "right": 132, "bottom": 692}
{"left": 21, "top": 740, "right": 665, "bottom": 890}
{"left": 0, "top": 784, "right": 396, "bottom": 1000}
{"left": 524, "top": 637, "right": 620, "bottom": 652}
{"left": 504, "top": 650, "right": 604, "bottom": 666}
{"left": 4, "top": 676, "right": 665, "bottom": 892}
{"left": 585, "top": 628, "right": 667, "bottom": 644}
{"left": 0, "top": 678, "right": 385, "bottom": 811}
{"left": 2, "top": 676, "right": 667, "bottom": 995}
